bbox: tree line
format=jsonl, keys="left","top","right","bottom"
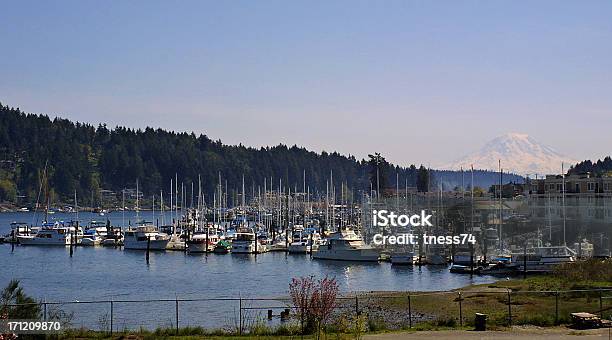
{"left": 0, "top": 103, "right": 522, "bottom": 206}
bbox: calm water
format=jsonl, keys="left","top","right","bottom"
{"left": 1, "top": 211, "right": 495, "bottom": 330}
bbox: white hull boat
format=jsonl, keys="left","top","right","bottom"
{"left": 123, "top": 225, "right": 169, "bottom": 250}
{"left": 313, "top": 228, "right": 380, "bottom": 262}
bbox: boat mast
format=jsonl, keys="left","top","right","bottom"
{"left": 469, "top": 165, "right": 473, "bottom": 231}
{"left": 44, "top": 164, "right": 49, "bottom": 223}
{"left": 242, "top": 174, "right": 246, "bottom": 226}
{"left": 562, "top": 162, "right": 566, "bottom": 246}
{"left": 330, "top": 170, "right": 335, "bottom": 231}
{"left": 122, "top": 188, "right": 125, "bottom": 228}
{"left": 74, "top": 190, "right": 78, "bottom": 223}
{"left": 160, "top": 190, "right": 164, "bottom": 226}
{"left": 325, "top": 180, "right": 329, "bottom": 231}
{"left": 136, "top": 179, "right": 139, "bottom": 221}
{"left": 498, "top": 160, "right": 503, "bottom": 252}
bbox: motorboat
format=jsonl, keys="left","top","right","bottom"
{"left": 313, "top": 227, "right": 380, "bottom": 262}
{"left": 159, "top": 225, "right": 187, "bottom": 251}
{"left": 268, "top": 231, "right": 290, "bottom": 252}
{"left": 123, "top": 225, "right": 170, "bottom": 250}
{"left": 231, "top": 229, "right": 267, "bottom": 254}
{"left": 187, "top": 226, "right": 220, "bottom": 253}
{"left": 450, "top": 264, "right": 481, "bottom": 274}
{"left": 102, "top": 228, "right": 123, "bottom": 247}
{"left": 81, "top": 221, "right": 108, "bottom": 246}
{"left": 288, "top": 226, "right": 320, "bottom": 254}
{"left": 213, "top": 240, "right": 232, "bottom": 254}
{"left": 18, "top": 222, "right": 79, "bottom": 246}
{"left": 3, "top": 222, "right": 36, "bottom": 243}
{"left": 509, "top": 246, "right": 576, "bottom": 273}
{"left": 81, "top": 229, "right": 103, "bottom": 246}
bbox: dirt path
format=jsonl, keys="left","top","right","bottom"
{"left": 364, "top": 326, "right": 610, "bottom": 339}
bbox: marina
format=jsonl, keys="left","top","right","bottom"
{"left": 0, "top": 211, "right": 502, "bottom": 330}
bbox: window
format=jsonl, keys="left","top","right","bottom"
{"left": 588, "top": 182, "right": 595, "bottom": 191}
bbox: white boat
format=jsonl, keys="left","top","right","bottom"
{"left": 102, "top": 229, "right": 123, "bottom": 247}
{"left": 81, "top": 221, "right": 108, "bottom": 246}
{"left": 288, "top": 227, "right": 320, "bottom": 254}
{"left": 510, "top": 246, "right": 575, "bottom": 272}
{"left": 158, "top": 225, "right": 187, "bottom": 251}
{"left": 187, "top": 227, "right": 220, "bottom": 253}
{"left": 231, "top": 230, "right": 267, "bottom": 254}
{"left": 313, "top": 227, "right": 380, "bottom": 262}
{"left": 4, "top": 222, "right": 35, "bottom": 243}
{"left": 18, "top": 222, "right": 79, "bottom": 246}
{"left": 268, "top": 231, "right": 290, "bottom": 252}
{"left": 81, "top": 230, "right": 102, "bottom": 246}
{"left": 123, "top": 225, "right": 170, "bottom": 250}
{"left": 165, "top": 233, "right": 187, "bottom": 251}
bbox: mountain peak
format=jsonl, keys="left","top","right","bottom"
{"left": 441, "top": 133, "right": 577, "bottom": 176}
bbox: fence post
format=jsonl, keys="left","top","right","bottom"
{"left": 458, "top": 292, "right": 463, "bottom": 327}
{"left": 43, "top": 300, "right": 47, "bottom": 321}
{"left": 110, "top": 300, "right": 114, "bottom": 336}
{"left": 507, "top": 289, "right": 512, "bottom": 326}
{"left": 175, "top": 297, "right": 179, "bottom": 335}
{"left": 408, "top": 294, "right": 412, "bottom": 328}
{"left": 239, "top": 296, "right": 243, "bottom": 335}
{"left": 555, "top": 292, "right": 559, "bottom": 325}
{"left": 600, "top": 290, "right": 603, "bottom": 319}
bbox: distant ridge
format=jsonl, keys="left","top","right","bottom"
{"left": 0, "top": 103, "right": 522, "bottom": 204}
{"left": 441, "top": 133, "right": 578, "bottom": 176}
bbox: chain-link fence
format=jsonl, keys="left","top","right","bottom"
{"left": 6, "top": 288, "right": 612, "bottom": 335}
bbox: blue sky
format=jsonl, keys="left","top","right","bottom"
{"left": 1, "top": 1, "right": 611, "bottom": 166}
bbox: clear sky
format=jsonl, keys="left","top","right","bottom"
{"left": 1, "top": 1, "right": 611, "bottom": 167}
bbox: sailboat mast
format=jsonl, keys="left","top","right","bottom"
{"left": 122, "top": 188, "right": 125, "bottom": 228}
{"left": 160, "top": 190, "right": 164, "bottom": 226}
{"left": 562, "top": 162, "right": 566, "bottom": 246}
{"left": 470, "top": 165, "right": 474, "bottom": 232}
{"left": 74, "top": 190, "right": 78, "bottom": 222}
{"left": 498, "top": 160, "right": 503, "bottom": 251}
{"left": 136, "top": 179, "right": 139, "bottom": 221}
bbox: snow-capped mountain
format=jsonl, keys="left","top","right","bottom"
{"left": 441, "top": 133, "right": 578, "bottom": 176}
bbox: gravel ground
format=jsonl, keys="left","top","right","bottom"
{"left": 364, "top": 326, "right": 610, "bottom": 339}
{"left": 334, "top": 296, "right": 435, "bottom": 330}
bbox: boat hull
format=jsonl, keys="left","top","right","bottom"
{"left": 391, "top": 253, "right": 415, "bottom": 265}
{"left": 17, "top": 236, "right": 72, "bottom": 246}
{"left": 231, "top": 242, "right": 266, "bottom": 254}
{"left": 81, "top": 238, "right": 101, "bottom": 246}
{"left": 124, "top": 239, "right": 169, "bottom": 250}
{"left": 426, "top": 254, "right": 448, "bottom": 265}
{"left": 187, "top": 242, "right": 215, "bottom": 253}
{"left": 288, "top": 244, "right": 310, "bottom": 254}
{"left": 313, "top": 249, "right": 380, "bottom": 262}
